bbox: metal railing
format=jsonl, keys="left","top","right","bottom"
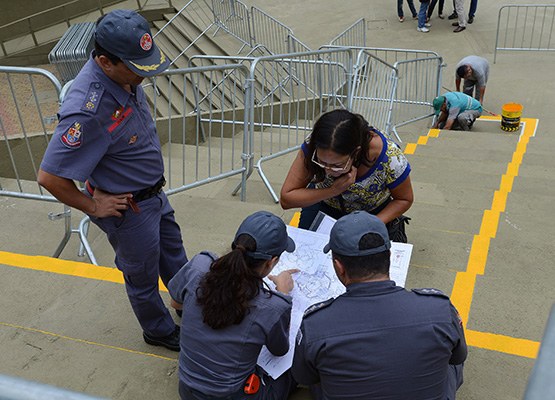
{"left": 250, "top": 6, "right": 294, "bottom": 56}
{"left": 329, "top": 18, "right": 366, "bottom": 48}
{"left": 494, "top": 5, "right": 555, "bottom": 63}
{"left": 0, "top": 0, "right": 139, "bottom": 58}
{"left": 350, "top": 50, "right": 398, "bottom": 136}
{"left": 212, "top": 0, "right": 253, "bottom": 53}
{"left": 48, "top": 22, "right": 96, "bottom": 85}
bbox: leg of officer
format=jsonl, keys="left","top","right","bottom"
{"left": 94, "top": 195, "right": 176, "bottom": 337}
{"left": 157, "top": 192, "right": 188, "bottom": 287}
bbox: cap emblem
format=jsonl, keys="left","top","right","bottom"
{"left": 140, "top": 33, "right": 152, "bottom": 51}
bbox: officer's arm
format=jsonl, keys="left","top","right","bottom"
{"left": 449, "top": 304, "right": 468, "bottom": 365}
{"left": 266, "top": 303, "right": 292, "bottom": 357}
{"left": 37, "top": 168, "right": 130, "bottom": 218}
{"left": 291, "top": 323, "right": 321, "bottom": 385}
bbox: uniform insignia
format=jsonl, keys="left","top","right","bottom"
{"left": 108, "top": 108, "right": 132, "bottom": 133}
{"left": 140, "top": 33, "right": 152, "bottom": 51}
{"left": 111, "top": 106, "right": 124, "bottom": 120}
{"left": 457, "top": 310, "right": 463, "bottom": 326}
{"left": 296, "top": 328, "right": 303, "bottom": 345}
{"left": 303, "top": 298, "right": 334, "bottom": 317}
{"left": 81, "top": 82, "right": 104, "bottom": 114}
{"left": 61, "top": 121, "right": 83, "bottom": 148}
{"left": 128, "top": 134, "right": 138, "bottom": 145}
{"left": 412, "top": 288, "right": 449, "bottom": 299}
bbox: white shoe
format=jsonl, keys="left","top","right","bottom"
{"left": 417, "top": 27, "right": 430, "bottom": 33}
{"left": 425, "top": 23, "right": 431, "bottom": 27}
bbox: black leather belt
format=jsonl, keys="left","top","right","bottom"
{"left": 85, "top": 176, "right": 166, "bottom": 202}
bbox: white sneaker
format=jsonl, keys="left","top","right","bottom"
{"left": 417, "top": 27, "right": 430, "bottom": 33}
{"left": 425, "top": 23, "right": 431, "bottom": 27}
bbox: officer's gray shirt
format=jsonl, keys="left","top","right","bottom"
{"left": 168, "top": 252, "right": 292, "bottom": 397}
{"left": 292, "top": 280, "right": 467, "bottom": 400}
{"left": 456, "top": 55, "right": 490, "bottom": 88}
{"left": 40, "top": 53, "right": 164, "bottom": 193}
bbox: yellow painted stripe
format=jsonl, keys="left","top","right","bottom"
{"left": 404, "top": 143, "right": 417, "bottom": 155}
{"left": 417, "top": 136, "right": 429, "bottom": 145}
{"left": 466, "top": 235, "right": 490, "bottom": 275}
{"left": 290, "top": 212, "right": 301, "bottom": 227}
{"left": 0, "top": 251, "right": 168, "bottom": 292}
{"left": 449, "top": 272, "right": 476, "bottom": 324}
{"left": 0, "top": 322, "right": 177, "bottom": 361}
{"left": 491, "top": 190, "right": 508, "bottom": 213}
{"left": 479, "top": 209, "right": 500, "bottom": 239}
{"left": 465, "top": 329, "right": 540, "bottom": 359}
{"left": 499, "top": 174, "right": 514, "bottom": 192}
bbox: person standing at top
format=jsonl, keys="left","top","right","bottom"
{"left": 450, "top": 0, "right": 467, "bottom": 32}
{"left": 280, "top": 109, "right": 413, "bottom": 243}
{"left": 455, "top": 55, "right": 490, "bottom": 105}
{"left": 38, "top": 9, "right": 188, "bottom": 351}
{"left": 449, "top": 0, "right": 478, "bottom": 24}
{"left": 397, "top": 0, "right": 418, "bottom": 22}
{"left": 417, "top": 0, "right": 432, "bottom": 33}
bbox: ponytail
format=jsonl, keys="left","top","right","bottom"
{"left": 196, "top": 234, "right": 267, "bottom": 329}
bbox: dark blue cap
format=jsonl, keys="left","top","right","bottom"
{"left": 234, "top": 211, "right": 295, "bottom": 260}
{"left": 324, "top": 211, "right": 391, "bottom": 256}
{"left": 95, "top": 9, "right": 170, "bottom": 77}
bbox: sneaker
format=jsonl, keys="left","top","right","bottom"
{"left": 399, "top": 16, "right": 404, "bottom": 22}
{"left": 417, "top": 27, "right": 430, "bottom": 33}
{"left": 425, "top": 23, "right": 431, "bottom": 27}
{"left": 448, "top": 12, "right": 458, "bottom": 20}
{"left": 143, "top": 325, "right": 180, "bottom": 351}
{"left": 468, "top": 15, "right": 474, "bottom": 24}
{"left": 412, "top": 15, "right": 418, "bottom": 19}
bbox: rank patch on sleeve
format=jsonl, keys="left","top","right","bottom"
{"left": 61, "top": 121, "right": 83, "bottom": 148}
{"left": 80, "top": 82, "right": 104, "bottom": 114}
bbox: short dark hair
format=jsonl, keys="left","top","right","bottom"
{"left": 332, "top": 232, "right": 390, "bottom": 280}
{"left": 456, "top": 65, "right": 470, "bottom": 79}
{"left": 304, "top": 109, "right": 377, "bottom": 181}
{"left": 94, "top": 14, "right": 120, "bottom": 65}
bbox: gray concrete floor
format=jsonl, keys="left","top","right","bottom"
{"left": 1, "top": 0, "right": 555, "bottom": 399}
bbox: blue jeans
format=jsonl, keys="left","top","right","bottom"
{"left": 397, "top": 0, "right": 417, "bottom": 18}
{"left": 418, "top": 1, "right": 429, "bottom": 28}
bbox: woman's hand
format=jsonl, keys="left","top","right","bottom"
{"left": 268, "top": 269, "right": 299, "bottom": 294}
{"left": 330, "top": 165, "right": 357, "bottom": 195}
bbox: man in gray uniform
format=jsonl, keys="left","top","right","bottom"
{"left": 456, "top": 55, "right": 490, "bottom": 104}
{"left": 292, "top": 211, "right": 467, "bottom": 399}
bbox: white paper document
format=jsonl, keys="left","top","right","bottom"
{"left": 257, "top": 225, "right": 413, "bottom": 379}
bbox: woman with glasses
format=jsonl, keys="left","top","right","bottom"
{"left": 280, "top": 109, "right": 413, "bottom": 242}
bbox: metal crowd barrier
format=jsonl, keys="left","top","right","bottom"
{"left": 329, "top": 18, "right": 366, "bottom": 48}
{"left": 494, "top": 5, "right": 555, "bottom": 63}
{"left": 322, "top": 46, "right": 444, "bottom": 142}
{"left": 212, "top": 0, "right": 253, "bottom": 52}
{"left": 0, "top": 373, "right": 109, "bottom": 400}
{"left": 250, "top": 6, "right": 294, "bottom": 56}
{"left": 350, "top": 51, "right": 398, "bottom": 136}
{"left": 48, "top": 22, "right": 96, "bottom": 85}
{"left": 523, "top": 303, "right": 555, "bottom": 399}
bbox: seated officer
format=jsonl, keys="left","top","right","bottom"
{"left": 292, "top": 211, "right": 467, "bottom": 399}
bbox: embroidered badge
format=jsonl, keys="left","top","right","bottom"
{"left": 111, "top": 106, "right": 124, "bottom": 121}
{"left": 81, "top": 83, "right": 104, "bottom": 114}
{"left": 86, "top": 102, "right": 95, "bottom": 110}
{"left": 61, "top": 121, "right": 83, "bottom": 148}
{"left": 140, "top": 33, "right": 152, "bottom": 51}
{"left": 108, "top": 108, "right": 132, "bottom": 133}
{"left": 457, "top": 311, "right": 463, "bottom": 327}
{"left": 128, "top": 133, "right": 138, "bottom": 145}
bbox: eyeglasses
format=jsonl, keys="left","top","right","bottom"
{"left": 311, "top": 151, "right": 352, "bottom": 172}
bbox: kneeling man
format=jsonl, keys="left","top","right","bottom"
{"left": 433, "top": 91, "right": 483, "bottom": 131}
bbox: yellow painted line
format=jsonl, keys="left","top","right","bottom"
{"left": 0, "top": 322, "right": 177, "bottom": 362}
{"left": 0, "top": 251, "right": 169, "bottom": 292}
{"left": 465, "top": 329, "right": 540, "bottom": 359}
{"left": 405, "top": 118, "right": 543, "bottom": 356}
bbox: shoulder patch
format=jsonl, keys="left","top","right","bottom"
{"left": 60, "top": 121, "right": 84, "bottom": 148}
{"left": 303, "top": 298, "right": 335, "bottom": 317}
{"left": 81, "top": 82, "right": 105, "bottom": 114}
{"left": 412, "top": 288, "right": 449, "bottom": 299}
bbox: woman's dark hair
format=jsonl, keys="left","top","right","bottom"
{"left": 196, "top": 234, "right": 269, "bottom": 329}
{"left": 304, "top": 109, "right": 376, "bottom": 181}
{"left": 94, "top": 15, "right": 121, "bottom": 65}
